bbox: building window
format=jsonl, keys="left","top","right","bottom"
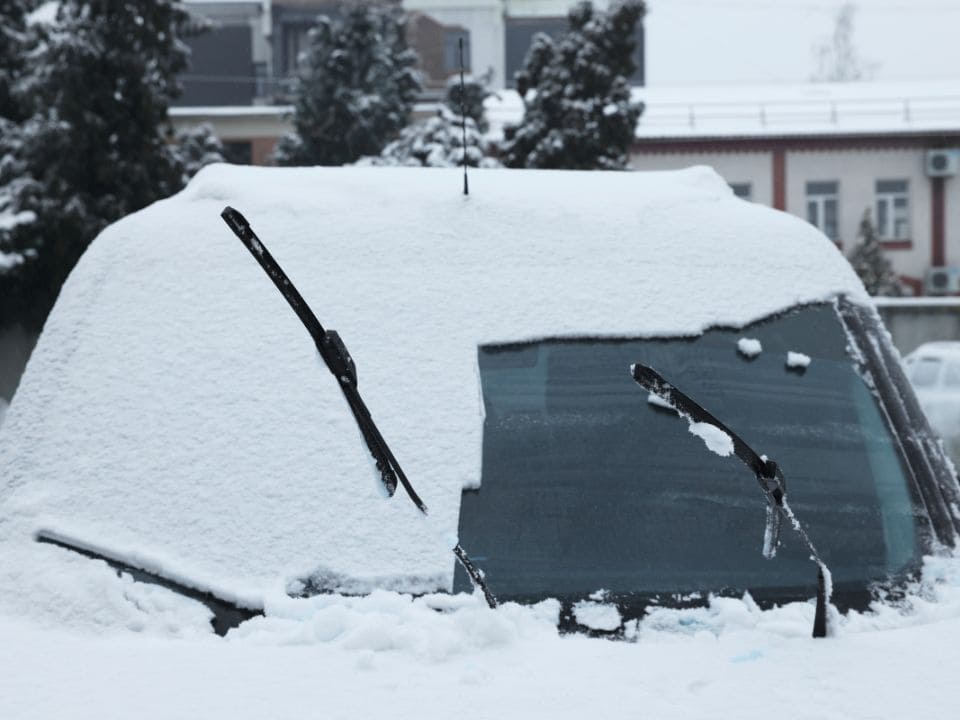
{"left": 443, "top": 29, "right": 470, "bottom": 74}
{"left": 222, "top": 141, "right": 253, "bottom": 166}
{"left": 729, "top": 182, "right": 752, "bottom": 200}
{"left": 282, "top": 23, "right": 312, "bottom": 75}
{"left": 875, "top": 180, "right": 910, "bottom": 241}
{"left": 806, "top": 181, "right": 839, "bottom": 240}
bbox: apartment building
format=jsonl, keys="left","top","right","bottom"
{"left": 620, "top": 82, "right": 960, "bottom": 294}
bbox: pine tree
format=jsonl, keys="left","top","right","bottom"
{"left": 0, "top": 1, "right": 38, "bottom": 287}
{"left": 172, "top": 124, "right": 226, "bottom": 186}
{"left": 501, "top": 0, "right": 645, "bottom": 170}
{"left": 444, "top": 70, "right": 492, "bottom": 133}
{"left": 849, "top": 209, "right": 902, "bottom": 296}
{"left": 365, "top": 76, "right": 499, "bottom": 168}
{"left": 0, "top": 0, "right": 32, "bottom": 123}
{"left": 361, "top": 106, "right": 500, "bottom": 168}
{"left": 274, "top": 4, "right": 421, "bottom": 166}
{"left": 0, "top": 0, "right": 191, "bottom": 330}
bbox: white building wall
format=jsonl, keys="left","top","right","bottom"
{"left": 785, "top": 148, "right": 930, "bottom": 280}
{"left": 631, "top": 151, "right": 773, "bottom": 207}
{"left": 170, "top": 109, "right": 290, "bottom": 142}
{"left": 946, "top": 177, "right": 960, "bottom": 269}
{"left": 404, "top": 0, "right": 506, "bottom": 88}
{"left": 631, "top": 144, "right": 946, "bottom": 285}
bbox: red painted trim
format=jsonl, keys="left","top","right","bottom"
{"left": 932, "top": 177, "right": 946, "bottom": 267}
{"left": 772, "top": 149, "right": 786, "bottom": 211}
{"left": 632, "top": 132, "right": 960, "bottom": 156}
{"left": 880, "top": 240, "right": 913, "bottom": 250}
{"left": 899, "top": 275, "right": 923, "bottom": 296}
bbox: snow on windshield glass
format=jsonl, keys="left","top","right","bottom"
{"left": 0, "top": 165, "right": 868, "bottom": 628}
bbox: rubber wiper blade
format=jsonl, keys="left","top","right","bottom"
{"left": 222, "top": 206, "right": 404, "bottom": 504}
{"left": 631, "top": 362, "right": 829, "bottom": 638}
{"left": 632, "top": 363, "right": 785, "bottom": 553}
{"left": 36, "top": 531, "right": 262, "bottom": 636}
{"left": 221, "top": 207, "right": 497, "bottom": 609}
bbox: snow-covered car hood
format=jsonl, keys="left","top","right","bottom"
{"left": 0, "top": 165, "right": 870, "bottom": 630}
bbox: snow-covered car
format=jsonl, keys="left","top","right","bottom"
{"left": 1, "top": 166, "right": 958, "bottom": 656}
{"left": 904, "top": 341, "right": 960, "bottom": 466}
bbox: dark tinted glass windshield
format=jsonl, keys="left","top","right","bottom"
{"left": 455, "top": 304, "right": 921, "bottom": 605}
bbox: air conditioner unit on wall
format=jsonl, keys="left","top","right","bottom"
{"left": 926, "top": 149, "right": 960, "bottom": 178}
{"left": 925, "top": 266, "right": 960, "bottom": 295}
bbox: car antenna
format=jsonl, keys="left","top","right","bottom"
{"left": 631, "top": 362, "right": 830, "bottom": 639}
{"left": 221, "top": 207, "right": 497, "bottom": 609}
{"left": 458, "top": 36, "right": 469, "bottom": 197}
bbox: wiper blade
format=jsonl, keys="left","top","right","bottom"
{"left": 36, "top": 531, "right": 262, "bottom": 636}
{"left": 631, "top": 363, "right": 830, "bottom": 638}
{"left": 221, "top": 207, "right": 497, "bottom": 609}
{"left": 221, "top": 206, "right": 410, "bottom": 506}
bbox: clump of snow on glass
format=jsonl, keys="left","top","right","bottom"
{"left": 737, "top": 337, "right": 763, "bottom": 358}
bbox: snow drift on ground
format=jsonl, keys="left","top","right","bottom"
{"left": 4, "top": 551, "right": 960, "bottom": 719}
{"left": 0, "top": 165, "right": 868, "bottom": 631}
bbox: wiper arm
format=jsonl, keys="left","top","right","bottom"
{"left": 631, "top": 363, "right": 830, "bottom": 638}
{"left": 36, "top": 530, "right": 262, "bottom": 636}
{"left": 221, "top": 207, "right": 497, "bottom": 609}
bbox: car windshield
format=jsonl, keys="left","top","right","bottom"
{"left": 454, "top": 303, "right": 920, "bottom": 605}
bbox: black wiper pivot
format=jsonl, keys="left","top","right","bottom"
{"left": 632, "top": 362, "right": 829, "bottom": 638}
{"left": 221, "top": 207, "right": 496, "bottom": 609}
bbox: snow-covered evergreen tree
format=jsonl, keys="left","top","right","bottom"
{"left": 274, "top": 4, "right": 421, "bottom": 166}
{"left": 0, "top": 0, "right": 192, "bottom": 329}
{"left": 501, "top": 0, "right": 645, "bottom": 170}
{"left": 364, "top": 75, "right": 499, "bottom": 168}
{"left": 172, "top": 124, "right": 226, "bottom": 186}
{"left": 0, "top": 1, "right": 38, "bottom": 283}
{"left": 849, "top": 209, "right": 902, "bottom": 296}
{"left": 0, "top": 0, "right": 32, "bottom": 123}
{"left": 361, "top": 106, "right": 500, "bottom": 168}
{"left": 444, "top": 70, "right": 492, "bottom": 133}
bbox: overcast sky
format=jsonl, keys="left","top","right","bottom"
{"left": 646, "top": 0, "right": 960, "bottom": 86}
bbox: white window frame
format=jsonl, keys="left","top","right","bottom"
{"left": 875, "top": 179, "right": 911, "bottom": 241}
{"left": 806, "top": 181, "right": 840, "bottom": 240}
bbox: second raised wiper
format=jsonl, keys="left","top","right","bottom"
{"left": 631, "top": 362, "right": 830, "bottom": 638}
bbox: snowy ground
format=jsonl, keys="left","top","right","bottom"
{"left": 5, "top": 553, "right": 960, "bottom": 718}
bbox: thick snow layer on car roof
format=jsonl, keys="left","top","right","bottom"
{"left": 0, "top": 165, "right": 868, "bottom": 628}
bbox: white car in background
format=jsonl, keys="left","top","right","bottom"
{"left": 905, "top": 342, "right": 960, "bottom": 467}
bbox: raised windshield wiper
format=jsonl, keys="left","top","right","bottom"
{"left": 631, "top": 363, "right": 830, "bottom": 638}
{"left": 221, "top": 207, "right": 497, "bottom": 609}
